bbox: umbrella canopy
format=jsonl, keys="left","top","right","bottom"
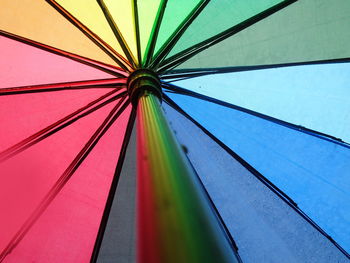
{"left": 0, "top": 0, "right": 349, "bottom": 262}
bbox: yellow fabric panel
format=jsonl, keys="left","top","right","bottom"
{"left": 104, "top": 0, "right": 138, "bottom": 62}
{"left": 0, "top": 0, "right": 117, "bottom": 66}
{"left": 55, "top": 0, "right": 127, "bottom": 60}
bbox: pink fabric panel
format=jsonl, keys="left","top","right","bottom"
{"left": 0, "top": 88, "right": 115, "bottom": 152}
{"left": 0, "top": 36, "right": 114, "bottom": 88}
{"left": 2, "top": 105, "right": 131, "bottom": 262}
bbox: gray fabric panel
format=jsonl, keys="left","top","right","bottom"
{"left": 97, "top": 125, "right": 136, "bottom": 263}
{"left": 162, "top": 103, "right": 349, "bottom": 263}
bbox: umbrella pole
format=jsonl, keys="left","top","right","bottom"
{"left": 134, "top": 75, "right": 240, "bottom": 262}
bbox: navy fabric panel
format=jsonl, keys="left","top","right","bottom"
{"left": 162, "top": 103, "right": 349, "bottom": 263}
{"left": 164, "top": 92, "right": 350, "bottom": 254}
{"left": 97, "top": 126, "right": 136, "bottom": 263}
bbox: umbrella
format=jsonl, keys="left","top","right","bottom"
{"left": 0, "top": 0, "right": 349, "bottom": 262}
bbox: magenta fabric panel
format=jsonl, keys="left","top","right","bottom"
{"left": 3, "top": 105, "right": 131, "bottom": 262}
{"left": 0, "top": 88, "right": 115, "bottom": 152}
{"left": 0, "top": 100, "right": 129, "bottom": 261}
{"left": 0, "top": 36, "right": 115, "bottom": 88}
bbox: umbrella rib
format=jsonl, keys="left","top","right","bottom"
{"left": 0, "top": 89, "right": 127, "bottom": 163}
{"left": 157, "top": 0, "right": 298, "bottom": 74}
{"left": 46, "top": 0, "right": 132, "bottom": 71}
{"left": 149, "top": 0, "right": 209, "bottom": 69}
{"left": 163, "top": 83, "right": 350, "bottom": 148}
{"left": 97, "top": 0, "right": 137, "bottom": 68}
{"left": 161, "top": 58, "right": 350, "bottom": 80}
{"left": 132, "top": 0, "right": 142, "bottom": 66}
{"left": 0, "top": 79, "right": 126, "bottom": 96}
{"left": 161, "top": 71, "right": 216, "bottom": 81}
{"left": 142, "top": 0, "right": 168, "bottom": 67}
{"left": 163, "top": 94, "right": 350, "bottom": 259}
{"left": 0, "top": 96, "right": 130, "bottom": 262}
{"left": 0, "top": 30, "right": 128, "bottom": 78}
{"left": 90, "top": 106, "right": 137, "bottom": 263}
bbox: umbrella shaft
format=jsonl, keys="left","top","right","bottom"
{"left": 136, "top": 91, "right": 239, "bottom": 263}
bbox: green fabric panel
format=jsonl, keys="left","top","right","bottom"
{"left": 154, "top": 0, "right": 201, "bottom": 56}
{"left": 165, "top": 0, "right": 282, "bottom": 59}
{"left": 137, "top": 0, "right": 162, "bottom": 63}
{"left": 176, "top": 0, "right": 350, "bottom": 70}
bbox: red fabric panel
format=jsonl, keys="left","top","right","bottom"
{"left": 0, "top": 89, "right": 115, "bottom": 152}
{"left": 0, "top": 99, "right": 130, "bottom": 262}
{"left": 0, "top": 36, "right": 114, "bottom": 88}
{"left": 6, "top": 105, "right": 131, "bottom": 262}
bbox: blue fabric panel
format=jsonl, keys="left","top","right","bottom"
{"left": 162, "top": 102, "right": 349, "bottom": 263}
{"left": 172, "top": 63, "right": 350, "bottom": 143}
{"left": 164, "top": 92, "right": 350, "bottom": 254}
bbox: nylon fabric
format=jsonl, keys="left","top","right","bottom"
{"left": 103, "top": 0, "right": 138, "bottom": 61}
{"left": 97, "top": 124, "right": 136, "bottom": 263}
{"left": 0, "top": 36, "right": 115, "bottom": 88}
{"left": 0, "top": 0, "right": 117, "bottom": 66}
{"left": 137, "top": 0, "right": 162, "bottom": 63}
{"left": 176, "top": 0, "right": 350, "bottom": 70}
{"left": 0, "top": 100, "right": 125, "bottom": 260}
{"left": 55, "top": 0, "right": 127, "bottom": 60}
{"left": 0, "top": 88, "right": 116, "bottom": 152}
{"left": 165, "top": 0, "right": 283, "bottom": 60}
{"left": 165, "top": 92, "right": 350, "bottom": 254}
{"left": 3, "top": 106, "right": 131, "bottom": 263}
{"left": 162, "top": 102, "right": 349, "bottom": 263}
{"left": 172, "top": 63, "right": 350, "bottom": 143}
{"left": 153, "top": 0, "right": 202, "bottom": 56}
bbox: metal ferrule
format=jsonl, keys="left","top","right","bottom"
{"left": 127, "top": 69, "right": 162, "bottom": 105}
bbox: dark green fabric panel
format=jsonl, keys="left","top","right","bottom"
{"left": 176, "top": 0, "right": 350, "bottom": 70}
{"left": 165, "top": 0, "right": 283, "bottom": 59}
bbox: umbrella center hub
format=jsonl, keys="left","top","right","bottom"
{"left": 127, "top": 69, "right": 161, "bottom": 106}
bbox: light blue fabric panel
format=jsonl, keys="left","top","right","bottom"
{"left": 162, "top": 102, "right": 349, "bottom": 262}
{"left": 164, "top": 91, "right": 350, "bottom": 254}
{"left": 172, "top": 63, "right": 350, "bottom": 143}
